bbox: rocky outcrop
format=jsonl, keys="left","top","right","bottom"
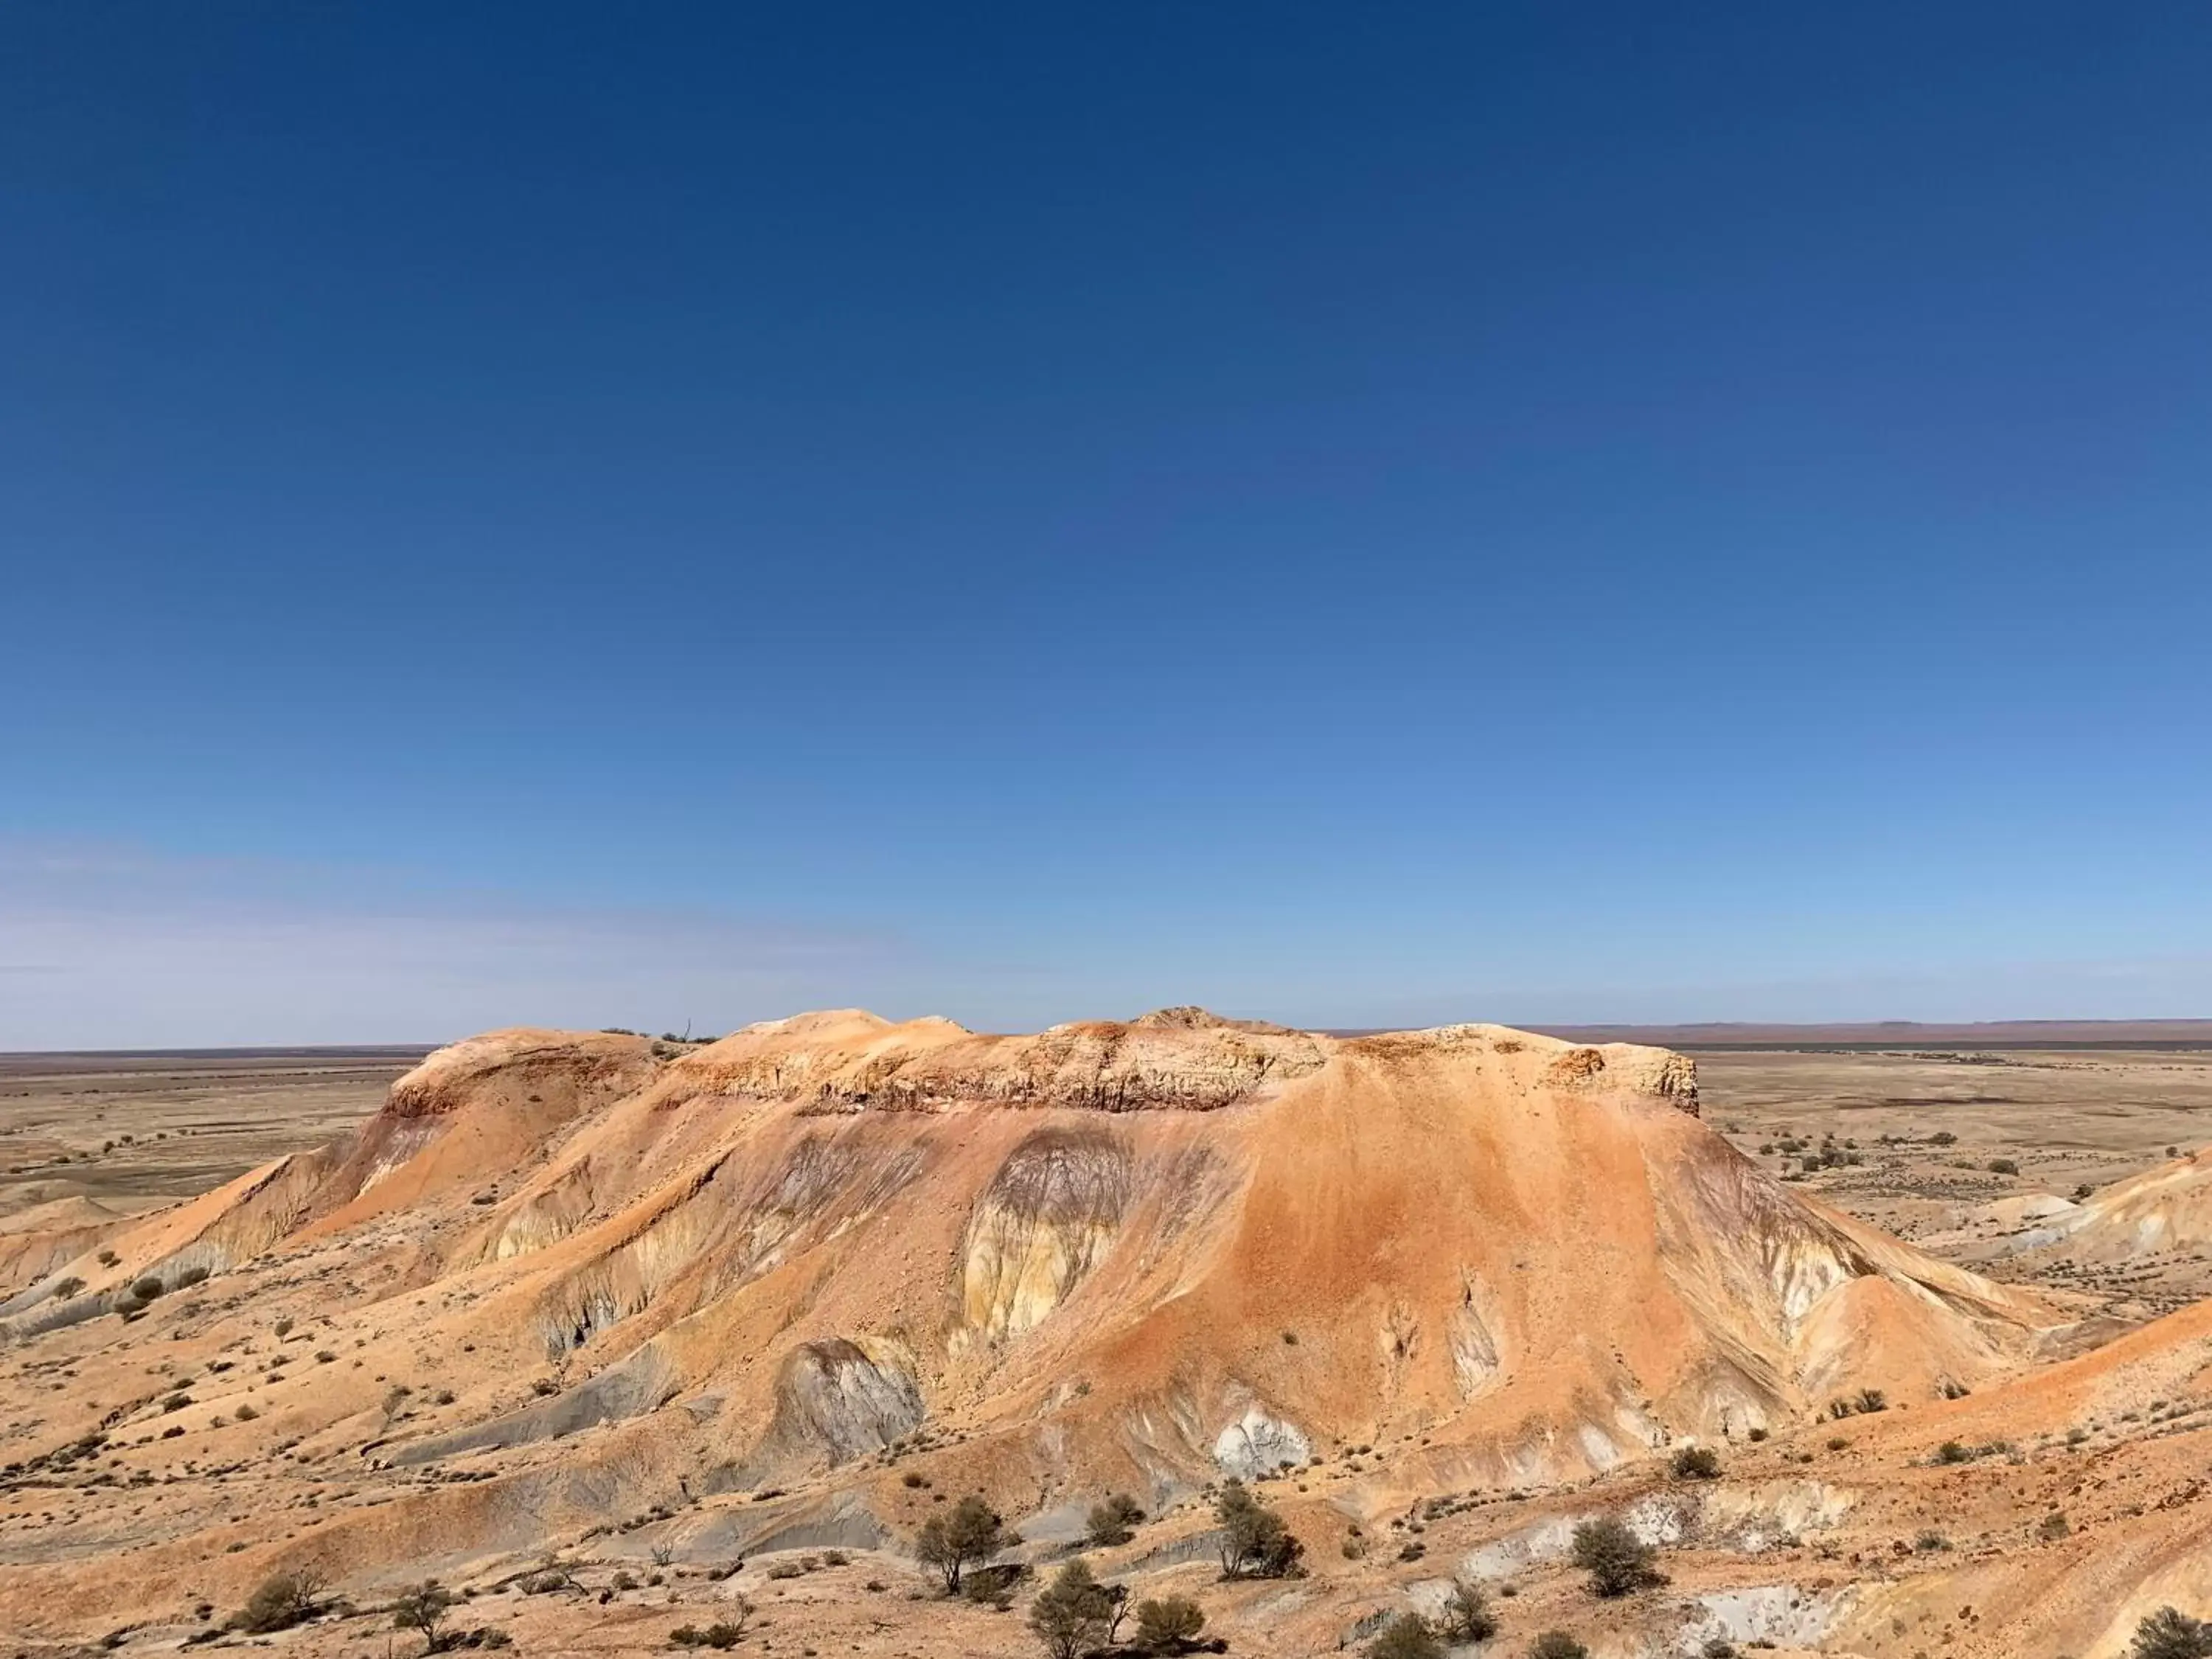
{"left": 1212, "top": 1405, "right": 1310, "bottom": 1477}
{"left": 961, "top": 1127, "right": 1133, "bottom": 1342}
{"left": 383, "top": 1029, "right": 661, "bottom": 1121}
{"left": 760, "top": 1338, "right": 925, "bottom": 1466}
{"left": 677, "top": 1009, "right": 1327, "bottom": 1113}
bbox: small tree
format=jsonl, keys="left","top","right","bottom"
{"left": 1215, "top": 1480, "right": 1304, "bottom": 1579}
{"left": 1670, "top": 1445, "right": 1721, "bottom": 1480}
{"left": 1439, "top": 1577, "right": 1498, "bottom": 1642}
{"left": 1029, "top": 1559, "right": 1117, "bottom": 1659}
{"left": 1571, "top": 1516, "right": 1662, "bottom": 1598}
{"left": 1086, "top": 1492, "right": 1147, "bottom": 1547}
{"left": 1135, "top": 1596, "right": 1206, "bottom": 1652}
{"left": 916, "top": 1494, "right": 1009, "bottom": 1593}
{"left": 238, "top": 1568, "right": 326, "bottom": 1633}
{"left": 2134, "top": 1607, "right": 2212, "bottom": 1659}
{"left": 1368, "top": 1613, "right": 1444, "bottom": 1659}
{"left": 1529, "top": 1634, "right": 1589, "bottom": 1659}
{"left": 393, "top": 1582, "right": 452, "bottom": 1653}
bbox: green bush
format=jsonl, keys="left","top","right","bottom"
{"left": 1085, "top": 1492, "right": 1146, "bottom": 1547}
{"left": 1570, "top": 1517, "right": 1663, "bottom": 1598}
{"left": 1439, "top": 1578, "right": 1497, "bottom": 1642}
{"left": 2132, "top": 1607, "right": 2212, "bottom": 1659}
{"left": 1367, "top": 1613, "right": 1444, "bottom": 1659}
{"left": 1134, "top": 1596, "right": 1206, "bottom": 1652}
{"left": 1669, "top": 1445, "right": 1721, "bottom": 1480}
{"left": 237, "top": 1570, "right": 324, "bottom": 1633}
{"left": 1528, "top": 1633, "right": 1589, "bottom": 1659}
{"left": 1214, "top": 1480, "right": 1304, "bottom": 1579}
{"left": 1027, "top": 1559, "right": 1121, "bottom": 1659}
{"left": 916, "top": 1495, "right": 1009, "bottom": 1593}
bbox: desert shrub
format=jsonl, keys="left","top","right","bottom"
{"left": 273, "top": 1317, "right": 294, "bottom": 1338}
{"left": 1135, "top": 1596, "right": 1206, "bottom": 1652}
{"left": 1914, "top": 1531, "right": 1951, "bottom": 1552}
{"left": 234, "top": 1403, "right": 259, "bottom": 1422}
{"left": 2039, "top": 1512, "right": 2071, "bottom": 1540}
{"left": 1028, "top": 1559, "right": 1121, "bottom": 1659}
{"left": 1439, "top": 1577, "right": 1498, "bottom": 1642}
{"left": 1528, "top": 1633, "right": 1589, "bottom": 1659}
{"left": 819, "top": 1548, "right": 847, "bottom": 1567}
{"left": 97, "top": 1249, "right": 119, "bottom": 1267}
{"left": 765, "top": 1562, "right": 801, "bottom": 1581}
{"left": 1214, "top": 1480, "right": 1304, "bottom": 1579}
{"left": 1703, "top": 1641, "right": 1738, "bottom": 1659}
{"left": 176, "top": 1265, "right": 209, "bottom": 1287}
{"left": 611, "top": 1570, "right": 638, "bottom": 1592}
{"left": 916, "top": 1494, "right": 1009, "bottom": 1593}
{"left": 1935, "top": 1441, "right": 1972, "bottom": 1464}
{"left": 132, "top": 1276, "right": 164, "bottom": 1301}
{"left": 1930, "top": 1131, "right": 1956, "bottom": 1145}
{"left": 901, "top": 1471, "right": 927, "bottom": 1488}
{"left": 672, "top": 1601, "right": 750, "bottom": 1649}
{"left": 1086, "top": 1492, "right": 1147, "bottom": 1547}
{"left": 1368, "top": 1613, "right": 1444, "bottom": 1659}
{"left": 1840, "top": 1380, "right": 1893, "bottom": 1425}
{"left": 1570, "top": 1516, "right": 1663, "bottom": 1598}
{"left": 162, "top": 1391, "right": 192, "bottom": 1413}
{"left": 51, "top": 1276, "right": 84, "bottom": 1300}
{"left": 962, "top": 1561, "right": 1030, "bottom": 1607}
{"left": 1746, "top": 1427, "right": 1768, "bottom": 1442}
{"left": 2133, "top": 1607, "right": 2212, "bottom": 1659}
{"left": 1670, "top": 1445, "right": 1721, "bottom": 1480}
{"left": 392, "top": 1582, "right": 451, "bottom": 1652}
{"left": 237, "top": 1569, "right": 325, "bottom": 1633}
{"left": 1989, "top": 1158, "right": 2020, "bottom": 1176}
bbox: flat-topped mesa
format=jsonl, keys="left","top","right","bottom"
{"left": 671, "top": 1006, "right": 1331, "bottom": 1112}
{"left": 661, "top": 1008, "right": 1700, "bottom": 1115}
{"left": 383, "top": 1027, "right": 658, "bottom": 1120}
{"left": 1342, "top": 1020, "right": 1702, "bottom": 1115}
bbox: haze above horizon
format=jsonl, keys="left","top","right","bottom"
{"left": 5, "top": 4, "right": 2211, "bottom": 1046}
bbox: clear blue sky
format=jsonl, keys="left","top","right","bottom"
{"left": 5, "top": 4, "right": 2211, "bottom": 1045}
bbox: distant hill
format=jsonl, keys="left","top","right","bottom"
{"left": 1514, "top": 1018, "right": 2212, "bottom": 1051}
